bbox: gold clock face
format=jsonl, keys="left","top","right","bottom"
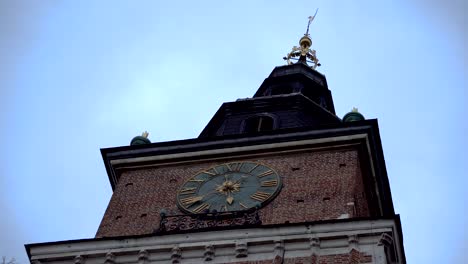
{"left": 176, "top": 161, "right": 282, "bottom": 214}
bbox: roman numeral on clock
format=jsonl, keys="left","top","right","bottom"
{"left": 248, "top": 164, "right": 259, "bottom": 173}
{"left": 193, "top": 203, "right": 210, "bottom": 213}
{"left": 179, "top": 187, "right": 196, "bottom": 195}
{"left": 220, "top": 205, "right": 228, "bottom": 212}
{"left": 180, "top": 196, "right": 202, "bottom": 206}
{"left": 257, "top": 170, "right": 273, "bottom": 178}
{"left": 226, "top": 162, "right": 243, "bottom": 172}
{"left": 261, "top": 180, "right": 278, "bottom": 187}
{"left": 250, "top": 191, "right": 271, "bottom": 202}
{"left": 203, "top": 170, "right": 217, "bottom": 176}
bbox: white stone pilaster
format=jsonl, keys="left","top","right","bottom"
{"left": 104, "top": 253, "right": 115, "bottom": 264}
{"left": 204, "top": 245, "right": 215, "bottom": 261}
{"left": 171, "top": 246, "right": 181, "bottom": 264}
{"left": 235, "top": 242, "right": 248, "bottom": 258}
{"left": 138, "top": 250, "right": 149, "bottom": 264}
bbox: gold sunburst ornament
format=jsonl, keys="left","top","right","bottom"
{"left": 283, "top": 9, "right": 321, "bottom": 70}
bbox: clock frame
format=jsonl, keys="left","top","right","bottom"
{"left": 176, "top": 161, "right": 282, "bottom": 214}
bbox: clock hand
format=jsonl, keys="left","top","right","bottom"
{"left": 226, "top": 190, "right": 234, "bottom": 204}
{"left": 182, "top": 189, "right": 220, "bottom": 207}
{"left": 232, "top": 175, "right": 249, "bottom": 186}
{"left": 202, "top": 189, "right": 222, "bottom": 199}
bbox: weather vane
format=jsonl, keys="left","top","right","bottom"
{"left": 305, "top": 8, "right": 319, "bottom": 36}
{"left": 283, "top": 10, "right": 321, "bottom": 70}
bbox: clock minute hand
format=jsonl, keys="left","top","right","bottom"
{"left": 233, "top": 175, "right": 248, "bottom": 186}
{"left": 201, "top": 189, "right": 222, "bottom": 199}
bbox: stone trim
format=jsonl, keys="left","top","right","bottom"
{"left": 109, "top": 134, "right": 368, "bottom": 167}
{"left": 28, "top": 219, "right": 404, "bottom": 264}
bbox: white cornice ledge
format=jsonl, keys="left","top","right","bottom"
{"left": 29, "top": 219, "right": 403, "bottom": 264}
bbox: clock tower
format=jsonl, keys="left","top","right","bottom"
{"left": 26, "top": 21, "right": 406, "bottom": 264}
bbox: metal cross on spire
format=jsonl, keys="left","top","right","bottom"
{"left": 305, "top": 8, "right": 319, "bottom": 36}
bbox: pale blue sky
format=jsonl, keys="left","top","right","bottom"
{"left": 0, "top": 1, "right": 466, "bottom": 263}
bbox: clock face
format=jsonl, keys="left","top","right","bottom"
{"left": 176, "top": 161, "right": 282, "bottom": 214}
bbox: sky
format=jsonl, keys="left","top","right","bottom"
{"left": 0, "top": 1, "right": 466, "bottom": 263}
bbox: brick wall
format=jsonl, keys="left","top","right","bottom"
{"left": 96, "top": 148, "right": 370, "bottom": 237}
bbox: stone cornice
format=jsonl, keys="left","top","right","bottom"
{"left": 27, "top": 218, "right": 405, "bottom": 263}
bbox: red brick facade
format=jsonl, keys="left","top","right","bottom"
{"left": 97, "top": 147, "right": 370, "bottom": 237}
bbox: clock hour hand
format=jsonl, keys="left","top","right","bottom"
{"left": 180, "top": 189, "right": 220, "bottom": 207}
{"left": 226, "top": 191, "right": 234, "bottom": 204}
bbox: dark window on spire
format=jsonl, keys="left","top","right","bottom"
{"left": 243, "top": 115, "right": 275, "bottom": 133}
{"left": 270, "top": 85, "right": 293, "bottom": 96}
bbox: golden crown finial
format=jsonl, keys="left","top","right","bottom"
{"left": 141, "top": 131, "right": 149, "bottom": 138}
{"left": 283, "top": 11, "right": 321, "bottom": 70}
{"left": 351, "top": 107, "right": 359, "bottom": 113}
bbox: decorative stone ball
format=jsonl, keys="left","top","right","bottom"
{"left": 343, "top": 111, "right": 365, "bottom": 122}
{"left": 130, "top": 136, "right": 151, "bottom": 146}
